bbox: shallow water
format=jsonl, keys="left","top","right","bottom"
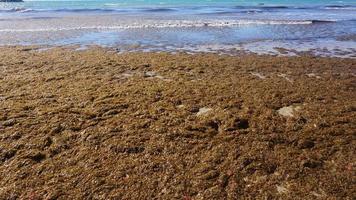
{"left": 0, "top": 0, "right": 355, "bottom": 57}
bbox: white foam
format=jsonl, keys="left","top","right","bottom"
{"left": 0, "top": 19, "right": 313, "bottom": 33}
{"left": 324, "top": 7, "right": 356, "bottom": 10}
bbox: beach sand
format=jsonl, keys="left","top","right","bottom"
{"left": 0, "top": 47, "right": 355, "bottom": 199}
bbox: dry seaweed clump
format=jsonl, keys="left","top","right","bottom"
{"left": 0, "top": 46, "right": 355, "bottom": 199}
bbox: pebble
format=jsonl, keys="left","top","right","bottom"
{"left": 196, "top": 107, "right": 212, "bottom": 117}
{"left": 276, "top": 185, "right": 289, "bottom": 194}
{"left": 177, "top": 105, "right": 185, "bottom": 109}
{"left": 277, "top": 105, "right": 301, "bottom": 117}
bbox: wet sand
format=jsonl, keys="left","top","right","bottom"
{"left": 0, "top": 47, "right": 355, "bottom": 199}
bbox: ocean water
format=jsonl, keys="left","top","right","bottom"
{"left": 0, "top": 0, "right": 356, "bottom": 56}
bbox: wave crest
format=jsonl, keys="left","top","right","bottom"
{"left": 0, "top": 19, "right": 319, "bottom": 33}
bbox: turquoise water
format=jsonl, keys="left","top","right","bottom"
{"left": 1, "top": 0, "right": 356, "bottom": 10}
{"left": 0, "top": 0, "right": 355, "bottom": 57}
{"left": 0, "top": 0, "right": 356, "bottom": 14}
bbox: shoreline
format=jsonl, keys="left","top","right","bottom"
{"left": 0, "top": 47, "right": 355, "bottom": 199}
{"left": 2, "top": 44, "right": 356, "bottom": 59}
{"left": 1, "top": 1, "right": 356, "bottom": 60}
